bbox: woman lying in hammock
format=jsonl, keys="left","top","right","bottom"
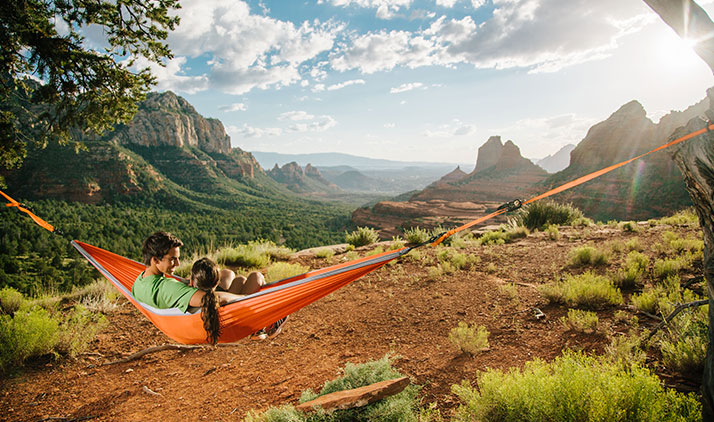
{"left": 132, "top": 231, "right": 287, "bottom": 344}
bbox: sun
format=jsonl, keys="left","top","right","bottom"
{"left": 655, "top": 30, "right": 706, "bottom": 73}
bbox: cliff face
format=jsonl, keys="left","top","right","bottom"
{"left": 114, "top": 91, "right": 231, "bottom": 154}
{"left": 472, "top": 136, "right": 504, "bottom": 173}
{"left": 4, "top": 90, "right": 266, "bottom": 202}
{"left": 536, "top": 144, "right": 574, "bottom": 173}
{"left": 544, "top": 97, "right": 709, "bottom": 221}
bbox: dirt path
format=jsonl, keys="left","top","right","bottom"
{"left": 0, "top": 224, "right": 703, "bottom": 421}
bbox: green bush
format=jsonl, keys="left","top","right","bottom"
{"left": 449, "top": 322, "right": 490, "bottom": 355}
{"left": 246, "top": 355, "right": 421, "bottom": 421}
{"left": 56, "top": 305, "right": 108, "bottom": 358}
{"left": 651, "top": 208, "right": 699, "bottom": 227}
{"left": 545, "top": 224, "right": 561, "bottom": 240}
{"left": 388, "top": 236, "right": 406, "bottom": 250}
{"left": 314, "top": 248, "right": 335, "bottom": 259}
{"left": 265, "top": 262, "right": 310, "bottom": 283}
{"left": 614, "top": 251, "right": 650, "bottom": 288}
{"left": 561, "top": 309, "right": 599, "bottom": 332}
{"left": 0, "top": 307, "right": 59, "bottom": 375}
{"left": 451, "top": 351, "right": 702, "bottom": 422}
{"left": 515, "top": 200, "right": 586, "bottom": 230}
{"left": 345, "top": 227, "right": 379, "bottom": 247}
{"left": 540, "top": 272, "right": 623, "bottom": 309}
{"left": 403, "top": 227, "right": 431, "bottom": 244}
{"left": 653, "top": 258, "right": 684, "bottom": 280}
{"left": 0, "top": 287, "right": 25, "bottom": 315}
{"left": 478, "top": 226, "right": 528, "bottom": 246}
{"left": 569, "top": 246, "right": 610, "bottom": 267}
{"left": 619, "top": 221, "right": 641, "bottom": 232}
{"left": 605, "top": 332, "right": 646, "bottom": 368}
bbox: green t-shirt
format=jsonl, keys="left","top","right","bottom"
{"left": 132, "top": 272, "right": 197, "bottom": 312}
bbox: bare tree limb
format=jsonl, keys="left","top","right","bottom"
{"left": 647, "top": 299, "right": 709, "bottom": 341}
{"left": 101, "top": 342, "right": 246, "bottom": 366}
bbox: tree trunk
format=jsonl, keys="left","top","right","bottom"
{"left": 642, "top": 0, "right": 714, "bottom": 73}
{"left": 671, "top": 90, "right": 714, "bottom": 416}
{"left": 642, "top": 1, "right": 714, "bottom": 417}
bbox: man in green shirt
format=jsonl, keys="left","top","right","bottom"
{"left": 132, "top": 231, "right": 243, "bottom": 311}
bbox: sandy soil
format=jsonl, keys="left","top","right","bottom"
{"left": 0, "top": 223, "right": 704, "bottom": 421}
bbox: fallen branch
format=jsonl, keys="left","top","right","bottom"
{"left": 102, "top": 342, "right": 246, "bottom": 366}
{"left": 647, "top": 299, "right": 709, "bottom": 341}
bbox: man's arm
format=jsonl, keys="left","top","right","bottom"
{"left": 188, "top": 290, "right": 245, "bottom": 307}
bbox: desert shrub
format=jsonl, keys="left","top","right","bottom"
{"left": 389, "top": 236, "right": 406, "bottom": 250}
{"left": 614, "top": 251, "right": 650, "bottom": 288}
{"left": 625, "top": 238, "right": 642, "bottom": 251}
{"left": 515, "top": 200, "right": 586, "bottom": 230}
{"left": 655, "top": 291, "right": 708, "bottom": 374}
{"left": 544, "top": 224, "right": 561, "bottom": 240}
{"left": 662, "top": 231, "right": 705, "bottom": 254}
{"left": 485, "top": 263, "right": 498, "bottom": 274}
{"left": 246, "top": 355, "right": 421, "bottom": 421}
{"left": 651, "top": 208, "right": 699, "bottom": 227}
{"left": 569, "top": 246, "right": 610, "bottom": 267}
{"left": 449, "top": 322, "right": 490, "bottom": 355}
{"left": 427, "top": 265, "right": 443, "bottom": 281}
{"left": 605, "top": 332, "right": 646, "bottom": 368}
{"left": 345, "top": 227, "right": 379, "bottom": 247}
{"left": 653, "top": 258, "right": 685, "bottom": 280}
{"left": 478, "top": 230, "right": 507, "bottom": 245}
{"left": 56, "top": 305, "right": 108, "bottom": 358}
{"left": 76, "top": 279, "right": 121, "bottom": 313}
{"left": 314, "top": 248, "right": 335, "bottom": 259}
{"left": 478, "top": 226, "right": 529, "bottom": 246}
{"left": 451, "top": 351, "right": 702, "bottom": 422}
{"left": 540, "top": 272, "right": 623, "bottom": 309}
{"left": 571, "top": 216, "right": 594, "bottom": 227}
{"left": 403, "top": 227, "right": 430, "bottom": 244}
{"left": 499, "top": 283, "right": 518, "bottom": 300}
{"left": 619, "top": 221, "right": 641, "bottom": 233}
{"left": 217, "top": 243, "right": 270, "bottom": 269}
{"left": 631, "top": 287, "right": 663, "bottom": 315}
{"left": 0, "top": 307, "right": 59, "bottom": 375}
{"left": 561, "top": 309, "right": 599, "bottom": 332}
{"left": 265, "top": 262, "right": 310, "bottom": 283}
{"left": 0, "top": 287, "right": 25, "bottom": 314}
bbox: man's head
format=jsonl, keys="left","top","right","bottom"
{"left": 142, "top": 232, "right": 184, "bottom": 275}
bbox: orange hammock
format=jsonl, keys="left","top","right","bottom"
{"left": 72, "top": 240, "right": 410, "bottom": 344}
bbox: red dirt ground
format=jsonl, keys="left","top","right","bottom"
{"left": 0, "top": 223, "right": 705, "bottom": 421}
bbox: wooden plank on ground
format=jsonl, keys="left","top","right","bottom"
{"left": 296, "top": 376, "right": 410, "bottom": 412}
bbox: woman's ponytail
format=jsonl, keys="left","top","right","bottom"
{"left": 191, "top": 258, "right": 222, "bottom": 345}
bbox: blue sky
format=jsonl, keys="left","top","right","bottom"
{"left": 129, "top": 0, "right": 714, "bottom": 164}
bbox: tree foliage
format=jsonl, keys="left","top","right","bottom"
{"left": 0, "top": 0, "right": 180, "bottom": 176}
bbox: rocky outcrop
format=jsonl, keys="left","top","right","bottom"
{"left": 472, "top": 136, "right": 504, "bottom": 173}
{"left": 267, "top": 162, "right": 339, "bottom": 194}
{"left": 113, "top": 91, "right": 231, "bottom": 154}
{"left": 411, "top": 137, "right": 548, "bottom": 203}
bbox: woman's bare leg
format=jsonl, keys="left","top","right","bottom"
{"left": 226, "top": 271, "right": 265, "bottom": 295}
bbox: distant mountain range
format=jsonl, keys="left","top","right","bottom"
{"left": 5, "top": 87, "right": 709, "bottom": 242}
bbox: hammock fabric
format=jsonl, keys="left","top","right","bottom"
{"left": 72, "top": 240, "right": 410, "bottom": 344}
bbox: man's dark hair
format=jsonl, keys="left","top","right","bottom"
{"left": 142, "top": 231, "right": 183, "bottom": 266}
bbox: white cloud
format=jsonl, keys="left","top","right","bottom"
{"left": 219, "top": 103, "right": 247, "bottom": 112}
{"left": 494, "top": 113, "right": 596, "bottom": 158}
{"left": 230, "top": 124, "right": 283, "bottom": 138}
{"left": 329, "top": 0, "right": 653, "bottom": 75}
{"left": 278, "top": 111, "right": 338, "bottom": 132}
{"left": 390, "top": 82, "right": 424, "bottom": 93}
{"left": 330, "top": 30, "right": 441, "bottom": 73}
{"left": 435, "top": 0, "right": 458, "bottom": 7}
{"left": 279, "top": 111, "right": 315, "bottom": 121}
{"left": 424, "top": 119, "right": 476, "bottom": 137}
{"left": 322, "top": 0, "right": 414, "bottom": 19}
{"left": 128, "top": 56, "right": 210, "bottom": 94}
{"left": 157, "top": 0, "right": 340, "bottom": 94}
{"left": 287, "top": 115, "right": 337, "bottom": 132}
{"left": 327, "top": 79, "right": 366, "bottom": 90}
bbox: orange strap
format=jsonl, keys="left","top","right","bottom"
{"left": 0, "top": 190, "right": 56, "bottom": 233}
{"left": 432, "top": 121, "right": 714, "bottom": 246}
